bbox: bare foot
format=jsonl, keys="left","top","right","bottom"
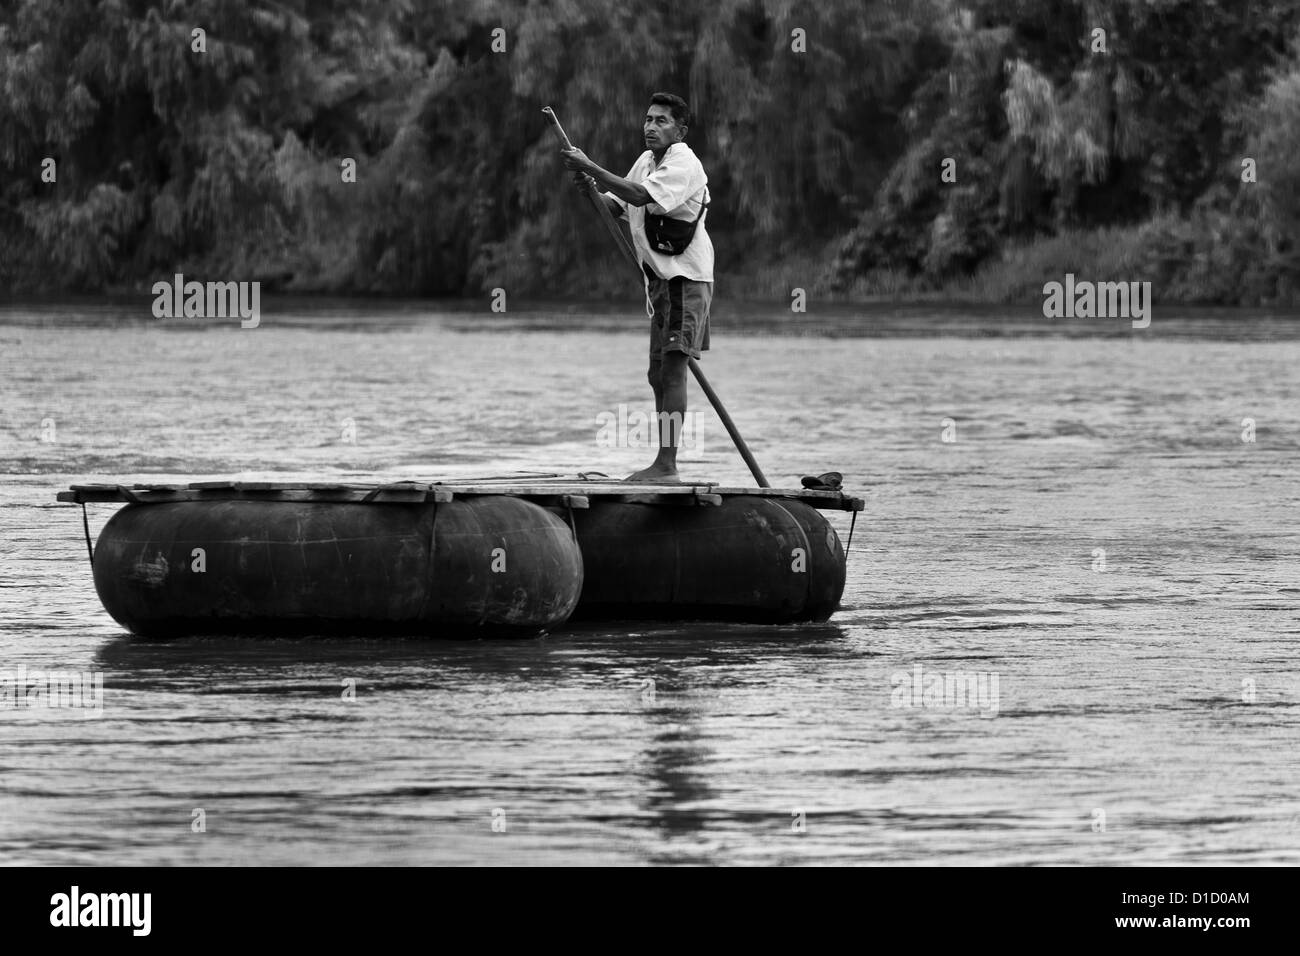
{"left": 624, "top": 463, "right": 681, "bottom": 483}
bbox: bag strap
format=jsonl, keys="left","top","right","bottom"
{"left": 691, "top": 187, "right": 710, "bottom": 223}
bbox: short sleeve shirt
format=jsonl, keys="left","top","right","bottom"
{"left": 604, "top": 143, "right": 713, "bottom": 282}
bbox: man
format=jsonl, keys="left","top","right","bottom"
{"left": 560, "top": 92, "right": 713, "bottom": 482}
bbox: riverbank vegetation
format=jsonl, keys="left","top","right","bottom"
{"left": 2, "top": 0, "right": 1297, "bottom": 304}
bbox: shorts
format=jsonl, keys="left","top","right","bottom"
{"left": 644, "top": 263, "right": 712, "bottom": 362}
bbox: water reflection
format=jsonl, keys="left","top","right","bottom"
{"left": 640, "top": 697, "right": 715, "bottom": 864}
{"left": 92, "top": 622, "right": 850, "bottom": 678}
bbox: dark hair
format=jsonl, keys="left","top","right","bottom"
{"left": 648, "top": 92, "right": 691, "bottom": 129}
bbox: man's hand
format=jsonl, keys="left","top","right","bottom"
{"left": 561, "top": 147, "right": 594, "bottom": 173}
{"left": 571, "top": 171, "right": 596, "bottom": 192}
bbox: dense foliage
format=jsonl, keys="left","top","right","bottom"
{"left": 2, "top": 0, "right": 1297, "bottom": 303}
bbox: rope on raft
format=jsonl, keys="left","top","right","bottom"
{"left": 80, "top": 502, "right": 94, "bottom": 566}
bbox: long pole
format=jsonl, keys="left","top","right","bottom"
{"left": 542, "top": 106, "right": 771, "bottom": 488}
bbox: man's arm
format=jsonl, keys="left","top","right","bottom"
{"left": 587, "top": 163, "right": 653, "bottom": 207}
{"left": 562, "top": 148, "right": 653, "bottom": 207}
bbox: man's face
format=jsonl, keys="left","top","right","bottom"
{"left": 644, "top": 104, "right": 685, "bottom": 150}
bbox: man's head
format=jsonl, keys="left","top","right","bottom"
{"left": 644, "top": 92, "right": 690, "bottom": 152}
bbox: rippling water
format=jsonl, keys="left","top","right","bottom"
{"left": 2, "top": 299, "right": 1299, "bottom": 865}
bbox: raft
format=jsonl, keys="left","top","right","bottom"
{"left": 57, "top": 478, "right": 864, "bottom": 637}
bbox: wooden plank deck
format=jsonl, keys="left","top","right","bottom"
{"left": 56, "top": 476, "right": 866, "bottom": 512}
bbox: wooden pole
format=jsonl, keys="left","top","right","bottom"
{"left": 542, "top": 106, "right": 771, "bottom": 488}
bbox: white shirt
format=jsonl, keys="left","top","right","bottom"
{"left": 605, "top": 142, "right": 713, "bottom": 282}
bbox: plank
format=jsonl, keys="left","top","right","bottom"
{"left": 58, "top": 480, "right": 865, "bottom": 511}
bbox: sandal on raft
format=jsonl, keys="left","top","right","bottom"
{"left": 800, "top": 472, "right": 843, "bottom": 491}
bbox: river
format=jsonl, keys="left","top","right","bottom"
{"left": 2, "top": 299, "right": 1298, "bottom": 864}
